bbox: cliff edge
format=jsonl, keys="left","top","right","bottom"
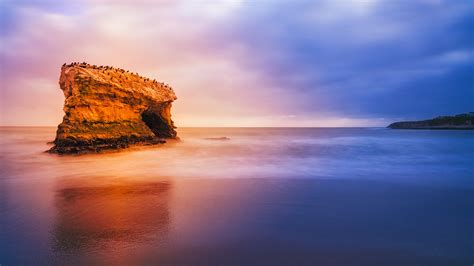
{"left": 49, "top": 62, "right": 177, "bottom": 154}
{"left": 388, "top": 113, "right": 474, "bottom": 129}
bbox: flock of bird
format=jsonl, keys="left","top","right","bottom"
{"left": 63, "top": 62, "right": 171, "bottom": 89}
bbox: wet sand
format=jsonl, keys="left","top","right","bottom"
{"left": 2, "top": 176, "right": 472, "bottom": 265}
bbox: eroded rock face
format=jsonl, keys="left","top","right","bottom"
{"left": 49, "top": 62, "right": 177, "bottom": 154}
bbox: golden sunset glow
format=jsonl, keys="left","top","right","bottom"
{"left": 1, "top": 1, "right": 473, "bottom": 265}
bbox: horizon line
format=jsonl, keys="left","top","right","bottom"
{"left": 0, "top": 125, "right": 387, "bottom": 128}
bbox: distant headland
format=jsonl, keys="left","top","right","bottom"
{"left": 388, "top": 113, "right": 474, "bottom": 130}
{"left": 49, "top": 62, "right": 177, "bottom": 154}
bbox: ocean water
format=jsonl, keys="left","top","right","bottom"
{"left": 0, "top": 127, "right": 473, "bottom": 265}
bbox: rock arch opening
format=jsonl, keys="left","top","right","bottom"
{"left": 141, "top": 109, "right": 172, "bottom": 138}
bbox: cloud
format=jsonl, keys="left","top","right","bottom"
{"left": 214, "top": 0, "right": 474, "bottom": 119}
{"left": 1, "top": 0, "right": 472, "bottom": 126}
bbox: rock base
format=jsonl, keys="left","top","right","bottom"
{"left": 48, "top": 136, "right": 168, "bottom": 154}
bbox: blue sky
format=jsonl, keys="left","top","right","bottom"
{"left": 1, "top": 0, "right": 473, "bottom": 126}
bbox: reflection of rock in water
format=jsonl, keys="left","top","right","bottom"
{"left": 52, "top": 181, "right": 171, "bottom": 252}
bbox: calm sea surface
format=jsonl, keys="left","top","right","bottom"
{"left": 0, "top": 127, "right": 473, "bottom": 265}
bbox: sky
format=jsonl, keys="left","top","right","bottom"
{"left": 0, "top": 0, "right": 473, "bottom": 127}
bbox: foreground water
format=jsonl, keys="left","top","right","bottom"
{"left": 0, "top": 127, "right": 472, "bottom": 265}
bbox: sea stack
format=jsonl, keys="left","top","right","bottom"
{"left": 49, "top": 62, "right": 177, "bottom": 154}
